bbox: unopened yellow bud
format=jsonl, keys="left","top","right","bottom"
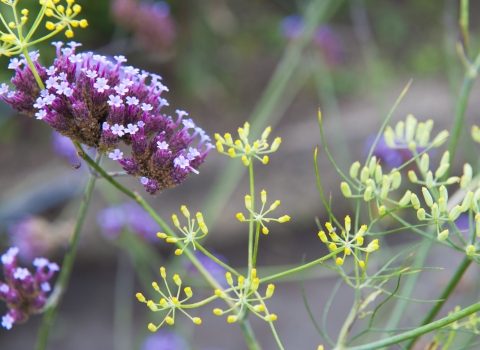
{"left": 261, "top": 190, "right": 267, "bottom": 204}
{"left": 157, "top": 232, "right": 167, "bottom": 239}
{"left": 192, "top": 317, "right": 202, "bottom": 325}
{"left": 66, "top": 8, "right": 72, "bottom": 15}
{"left": 357, "top": 225, "right": 368, "bottom": 237}
{"left": 269, "top": 200, "right": 280, "bottom": 211}
{"left": 366, "top": 239, "right": 379, "bottom": 252}
{"left": 241, "top": 155, "right": 249, "bottom": 166}
{"left": 336, "top": 257, "right": 344, "bottom": 265}
{"left": 8, "top": 22, "right": 15, "bottom": 29}
{"left": 227, "top": 315, "right": 238, "bottom": 323}
{"left": 214, "top": 289, "right": 227, "bottom": 299}
{"left": 344, "top": 248, "right": 351, "bottom": 255}
{"left": 437, "top": 229, "right": 449, "bottom": 241}
{"left": 432, "top": 130, "right": 449, "bottom": 147}
{"left": 173, "top": 249, "right": 182, "bottom": 256}
{"left": 148, "top": 323, "right": 157, "bottom": 332}
{"left": 152, "top": 282, "right": 160, "bottom": 291}
{"left": 417, "top": 208, "right": 426, "bottom": 221}
{"left": 166, "top": 237, "right": 178, "bottom": 243}
{"left": 238, "top": 276, "right": 244, "bottom": 288}
{"left": 199, "top": 222, "right": 208, "bottom": 234}
{"left": 262, "top": 227, "right": 269, "bottom": 234}
{"left": 384, "top": 126, "right": 396, "bottom": 147}
{"left": 378, "top": 205, "right": 386, "bottom": 216}
{"left": 439, "top": 198, "right": 446, "bottom": 213}
{"left": 431, "top": 203, "right": 439, "bottom": 220}
{"left": 399, "top": 190, "right": 412, "bottom": 207}
{"left": 253, "top": 304, "right": 265, "bottom": 312}
{"left": 405, "top": 114, "right": 417, "bottom": 142}
{"left": 318, "top": 231, "right": 328, "bottom": 243}
{"left": 165, "top": 316, "right": 174, "bottom": 325}
{"left": 172, "top": 214, "right": 180, "bottom": 227}
{"left": 261, "top": 126, "right": 271, "bottom": 140}
{"left": 73, "top": 4, "right": 81, "bottom": 13}
{"left": 173, "top": 274, "right": 181, "bottom": 286}
{"left": 391, "top": 171, "right": 401, "bottom": 189}
{"left": 225, "top": 272, "right": 233, "bottom": 286}
{"left": 213, "top": 308, "right": 223, "bottom": 315}
{"left": 329, "top": 243, "right": 337, "bottom": 250}
{"left": 460, "top": 192, "right": 474, "bottom": 212}
{"left": 271, "top": 137, "right": 282, "bottom": 152}
{"left": 422, "top": 187, "right": 434, "bottom": 207}
{"left": 449, "top": 205, "right": 462, "bottom": 221}
{"left": 147, "top": 301, "right": 158, "bottom": 311}
{"left": 350, "top": 161, "right": 361, "bottom": 179}
{"left": 262, "top": 155, "right": 269, "bottom": 164}
{"left": 364, "top": 186, "right": 373, "bottom": 202}
{"left": 461, "top": 163, "right": 473, "bottom": 189}
{"left": 21, "top": 9, "right": 29, "bottom": 16}
{"left": 466, "top": 245, "right": 476, "bottom": 256}
{"left": 159, "top": 298, "right": 168, "bottom": 307}
{"left": 318, "top": 345, "right": 324, "bottom": 350}
{"left": 45, "top": 8, "right": 54, "bottom": 16}
{"left": 136, "top": 293, "right": 146, "bottom": 302}
{"left": 265, "top": 314, "right": 278, "bottom": 322}
{"left": 445, "top": 176, "right": 460, "bottom": 185}
{"left": 171, "top": 297, "right": 179, "bottom": 305}
{"left": 340, "top": 182, "right": 352, "bottom": 197}
{"left": 160, "top": 267, "right": 166, "bottom": 278}
{"left": 356, "top": 235, "right": 364, "bottom": 246}
{"left": 419, "top": 153, "right": 429, "bottom": 174}
{"left": 251, "top": 278, "right": 260, "bottom": 291}
{"left": 344, "top": 215, "right": 351, "bottom": 232}
{"left": 435, "top": 164, "right": 449, "bottom": 179}
{"left": 65, "top": 29, "right": 75, "bottom": 38}
{"left": 439, "top": 185, "right": 448, "bottom": 201}
{"left": 184, "top": 287, "right": 193, "bottom": 298}
{"left": 411, "top": 193, "right": 420, "bottom": 210}
{"left": 236, "top": 213, "right": 245, "bottom": 222}
{"left": 408, "top": 170, "right": 418, "bottom": 183}
{"left": 180, "top": 205, "right": 190, "bottom": 218}
{"left": 216, "top": 141, "right": 224, "bottom": 153}
{"left": 368, "top": 156, "right": 377, "bottom": 176}
{"left": 278, "top": 215, "right": 290, "bottom": 223}
{"left": 244, "top": 195, "right": 252, "bottom": 210}
{"left": 266, "top": 284, "right": 275, "bottom": 298}
{"left": 358, "top": 260, "right": 365, "bottom": 268}
{"left": 360, "top": 166, "right": 370, "bottom": 183}
{"left": 228, "top": 148, "right": 236, "bottom": 157}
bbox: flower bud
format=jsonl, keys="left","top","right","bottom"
{"left": 417, "top": 208, "right": 426, "bottom": 221}
{"left": 152, "top": 282, "right": 160, "bottom": 291}
{"left": 460, "top": 163, "right": 473, "bottom": 189}
{"left": 448, "top": 205, "right": 462, "bottom": 221}
{"left": 445, "top": 176, "right": 460, "bottom": 185}
{"left": 360, "top": 167, "right": 370, "bottom": 183}
{"left": 356, "top": 235, "right": 364, "bottom": 245}
{"left": 408, "top": 170, "right": 418, "bottom": 183}
{"left": 357, "top": 225, "right": 368, "bottom": 237}
{"left": 236, "top": 213, "right": 246, "bottom": 222}
{"left": 318, "top": 231, "right": 328, "bottom": 243}
{"left": 192, "top": 317, "right": 202, "bottom": 325}
{"left": 172, "top": 214, "right": 180, "bottom": 228}
{"left": 224, "top": 133, "right": 233, "bottom": 145}
{"left": 432, "top": 130, "right": 449, "bottom": 147}
{"left": 384, "top": 126, "right": 396, "bottom": 147}
{"left": 199, "top": 222, "right": 208, "bottom": 234}
{"left": 184, "top": 287, "right": 193, "bottom": 298}
{"left": 358, "top": 260, "right": 365, "bottom": 269}
{"left": 368, "top": 156, "right": 377, "bottom": 176}
{"left": 435, "top": 164, "right": 449, "bottom": 179}
{"left": 325, "top": 222, "right": 334, "bottom": 232}
{"left": 261, "top": 126, "right": 271, "bottom": 140}
{"left": 228, "top": 148, "right": 236, "bottom": 157}
{"left": 269, "top": 200, "right": 280, "bottom": 211}
{"left": 346, "top": 162, "right": 360, "bottom": 181}
{"left": 415, "top": 122, "right": 425, "bottom": 142}
{"left": 460, "top": 192, "right": 474, "bottom": 212}
{"left": 160, "top": 267, "right": 166, "bottom": 279}
{"left": 335, "top": 257, "right": 344, "bottom": 265}
{"left": 251, "top": 278, "right": 260, "bottom": 291}
{"left": 431, "top": 203, "right": 439, "bottom": 220}
{"left": 166, "top": 237, "right": 178, "bottom": 243}
{"left": 148, "top": 323, "right": 157, "bottom": 332}
{"left": 366, "top": 239, "right": 379, "bottom": 252}
{"left": 173, "top": 274, "right": 182, "bottom": 286}
{"left": 380, "top": 185, "right": 389, "bottom": 200}
{"left": 419, "top": 154, "right": 429, "bottom": 174}
{"left": 440, "top": 151, "right": 450, "bottom": 166}
{"left": 422, "top": 187, "right": 434, "bottom": 207}
{"left": 405, "top": 114, "right": 417, "bottom": 142}
{"left": 213, "top": 308, "right": 223, "bottom": 315}
{"left": 266, "top": 284, "right": 275, "bottom": 298}
{"left": 364, "top": 186, "right": 373, "bottom": 202}
{"left": 180, "top": 205, "right": 190, "bottom": 218}
{"left": 278, "top": 215, "right": 290, "bottom": 223}
{"left": 157, "top": 232, "right": 167, "bottom": 239}
{"left": 241, "top": 155, "right": 250, "bottom": 166}
{"left": 411, "top": 193, "right": 420, "bottom": 209}
{"left": 425, "top": 171, "right": 434, "bottom": 188}
{"left": 439, "top": 185, "right": 448, "bottom": 201}
{"left": 466, "top": 245, "right": 476, "bottom": 256}
{"left": 225, "top": 272, "right": 233, "bottom": 286}
{"left": 265, "top": 314, "right": 277, "bottom": 322}
{"left": 344, "top": 215, "right": 351, "bottom": 232}
{"left": 262, "top": 227, "right": 269, "bottom": 234}
{"left": 378, "top": 206, "right": 386, "bottom": 215}
{"left": 439, "top": 198, "right": 446, "bottom": 213}
{"left": 399, "top": 190, "right": 412, "bottom": 207}
{"left": 227, "top": 315, "right": 238, "bottom": 323}
{"left": 271, "top": 137, "right": 282, "bottom": 152}
{"left": 262, "top": 156, "right": 269, "bottom": 164}
{"left": 136, "top": 293, "right": 146, "bottom": 302}
{"left": 260, "top": 190, "right": 267, "bottom": 204}
{"left": 165, "top": 316, "right": 174, "bottom": 325}
{"left": 253, "top": 304, "right": 265, "bottom": 312}
{"left": 395, "top": 121, "right": 405, "bottom": 139}
{"left": 437, "top": 229, "right": 449, "bottom": 241}
{"left": 214, "top": 289, "right": 227, "bottom": 299}
{"left": 472, "top": 125, "right": 480, "bottom": 143}
{"left": 238, "top": 276, "right": 244, "bottom": 288}
{"left": 341, "top": 182, "right": 352, "bottom": 197}
{"left": 147, "top": 300, "right": 158, "bottom": 311}
{"left": 329, "top": 243, "right": 337, "bottom": 250}
{"left": 391, "top": 171, "right": 401, "bottom": 190}
{"left": 244, "top": 195, "right": 252, "bottom": 210}
{"left": 375, "top": 165, "right": 383, "bottom": 182}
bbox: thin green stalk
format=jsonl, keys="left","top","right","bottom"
{"left": 259, "top": 249, "right": 342, "bottom": 283}
{"left": 445, "top": 75, "right": 473, "bottom": 177}
{"left": 343, "top": 299, "right": 480, "bottom": 350}
{"left": 248, "top": 161, "right": 255, "bottom": 275}
{"left": 194, "top": 242, "right": 240, "bottom": 276}
{"left": 252, "top": 222, "right": 261, "bottom": 268}
{"left": 22, "top": 46, "right": 45, "bottom": 89}
{"left": 76, "top": 145, "right": 262, "bottom": 350}
{"left": 269, "top": 321, "right": 285, "bottom": 350}
{"left": 35, "top": 173, "right": 97, "bottom": 350}
{"left": 405, "top": 256, "right": 472, "bottom": 350}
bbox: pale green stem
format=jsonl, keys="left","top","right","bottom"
{"left": 252, "top": 221, "right": 261, "bottom": 268}
{"left": 21, "top": 46, "right": 45, "bottom": 89}
{"left": 194, "top": 242, "right": 240, "bottom": 276}
{"left": 248, "top": 161, "right": 255, "bottom": 275}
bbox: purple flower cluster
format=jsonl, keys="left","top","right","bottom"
{"left": 97, "top": 202, "right": 160, "bottom": 242}
{"left": 111, "top": 0, "right": 176, "bottom": 52}
{"left": 280, "top": 15, "right": 345, "bottom": 67}
{"left": 0, "top": 247, "right": 59, "bottom": 330}
{"left": 141, "top": 330, "right": 188, "bottom": 350}
{"left": 1, "top": 43, "right": 213, "bottom": 195}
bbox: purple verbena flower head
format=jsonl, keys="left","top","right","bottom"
{"left": 97, "top": 202, "right": 160, "bottom": 242}
{"left": 3, "top": 45, "right": 212, "bottom": 195}
{"left": 280, "top": 15, "right": 305, "bottom": 39}
{"left": 313, "top": 25, "right": 346, "bottom": 67}
{"left": 0, "top": 248, "right": 59, "bottom": 330}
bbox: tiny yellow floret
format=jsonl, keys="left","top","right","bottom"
{"left": 157, "top": 232, "right": 167, "bottom": 239}
{"left": 213, "top": 308, "right": 223, "bottom": 315}
{"left": 148, "top": 323, "right": 157, "bottom": 332}
{"left": 192, "top": 317, "right": 202, "bottom": 325}
{"left": 184, "top": 287, "right": 193, "bottom": 298}
{"left": 65, "top": 29, "right": 74, "bottom": 38}
{"left": 262, "top": 227, "right": 269, "bottom": 234}
{"left": 336, "top": 257, "right": 344, "bottom": 265}
{"left": 236, "top": 213, "right": 245, "bottom": 222}
{"left": 278, "top": 215, "right": 290, "bottom": 223}
{"left": 265, "top": 314, "right": 277, "bottom": 322}
{"left": 160, "top": 267, "right": 166, "bottom": 278}
{"left": 227, "top": 315, "right": 238, "bottom": 323}
{"left": 136, "top": 293, "right": 146, "bottom": 302}
{"left": 165, "top": 316, "right": 174, "bottom": 325}
{"left": 174, "top": 249, "right": 182, "bottom": 255}
{"left": 358, "top": 260, "right": 365, "bottom": 268}
{"left": 253, "top": 304, "right": 265, "bottom": 312}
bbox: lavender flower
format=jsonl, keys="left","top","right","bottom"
{"left": 141, "top": 330, "right": 188, "bottom": 350}
{"left": 2, "top": 44, "right": 212, "bottom": 195}
{"left": 184, "top": 251, "right": 227, "bottom": 278}
{"left": 0, "top": 247, "right": 59, "bottom": 330}
{"left": 97, "top": 202, "right": 160, "bottom": 241}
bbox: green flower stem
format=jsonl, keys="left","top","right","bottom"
{"left": 248, "top": 161, "right": 255, "bottom": 276}
{"left": 342, "top": 299, "right": 480, "bottom": 350}
{"left": 75, "top": 145, "right": 262, "bottom": 350}
{"left": 405, "top": 256, "right": 472, "bottom": 350}
{"left": 445, "top": 75, "right": 473, "bottom": 177}
{"left": 25, "top": 3, "right": 47, "bottom": 42}
{"left": 194, "top": 242, "right": 240, "bottom": 276}
{"left": 269, "top": 320, "right": 285, "bottom": 350}
{"left": 252, "top": 221, "right": 261, "bottom": 268}
{"left": 259, "top": 249, "right": 343, "bottom": 284}
{"left": 22, "top": 46, "right": 45, "bottom": 90}
{"left": 35, "top": 173, "right": 97, "bottom": 350}
{"left": 12, "top": 3, "right": 24, "bottom": 41}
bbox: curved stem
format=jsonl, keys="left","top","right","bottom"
{"left": 35, "top": 173, "right": 97, "bottom": 350}
{"left": 405, "top": 256, "right": 472, "bottom": 350}
{"left": 248, "top": 161, "right": 255, "bottom": 276}
{"left": 194, "top": 242, "right": 240, "bottom": 276}
{"left": 343, "top": 299, "right": 480, "bottom": 350}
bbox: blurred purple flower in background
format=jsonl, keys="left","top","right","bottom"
{"left": 111, "top": 0, "right": 176, "bottom": 52}
{"left": 280, "top": 15, "right": 345, "bottom": 66}
{"left": 141, "top": 329, "right": 188, "bottom": 350}
{"left": 8, "top": 216, "right": 72, "bottom": 263}
{"left": 51, "top": 131, "right": 80, "bottom": 164}
{"left": 97, "top": 202, "right": 160, "bottom": 241}
{"left": 184, "top": 251, "right": 227, "bottom": 279}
